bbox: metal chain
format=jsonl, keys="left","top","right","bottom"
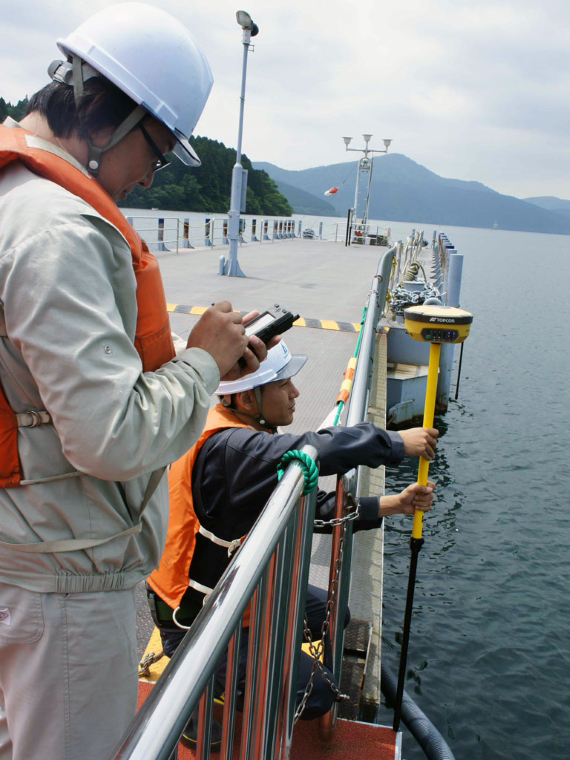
{"left": 389, "top": 282, "right": 441, "bottom": 316}
{"left": 294, "top": 512, "right": 353, "bottom": 722}
{"left": 313, "top": 494, "right": 359, "bottom": 529}
{"left": 313, "top": 511, "right": 359, "bottom": 529}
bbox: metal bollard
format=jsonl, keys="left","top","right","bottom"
{"left": 218, "top": 256, "right": 226, "bottom": 276}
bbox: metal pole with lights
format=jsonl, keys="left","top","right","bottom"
{"left": 342, "top": 134, "right": 391, "bottom": 242}
{"left": 224, "top": 11, "right": 259, "bottom": 277}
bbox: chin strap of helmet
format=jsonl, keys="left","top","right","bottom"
{"left": 220, "top": 389, "right": 277, "bottom": 433}
{"left": 49, "top": 56, "right": 148, "bottom": 176}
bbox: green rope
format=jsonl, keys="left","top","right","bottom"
{"left": 332, "top": 404, "right": 344, "bottom": 427}
{"left": 277, "top": 450, "right": 319, "bottom": 495}
{"left": 354, "top": 304, "right": 367, "bottom": 356}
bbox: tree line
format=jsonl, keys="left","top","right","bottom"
{"left": 120, "top": 136, "right": 293, "bottom": 216}
{"left": 1, "top": 96, "right": 293, "bottom": 217}
{"left": 0, "top": 97, "right": 28, "bottom": 123}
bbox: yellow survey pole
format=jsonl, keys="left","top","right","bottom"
{"left": 412, "top": 341, "right": 441, "bottom": 539}
{"left": 393, "top": 304, "right": 473, "bottom": 733}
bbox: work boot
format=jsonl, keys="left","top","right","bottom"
{"left": 181, "top": 710, "right": 223, "bottom": 752}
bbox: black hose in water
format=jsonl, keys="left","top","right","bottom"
{"left": 381, "top": 661, "right": 456, "bottom": 760}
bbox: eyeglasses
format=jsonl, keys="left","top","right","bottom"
{"left": 139, "top": 123, "right": 171, "bottom": 172}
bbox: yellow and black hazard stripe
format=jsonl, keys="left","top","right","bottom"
{"left": 166, "top": 304, "right": 361, "bottom": 333}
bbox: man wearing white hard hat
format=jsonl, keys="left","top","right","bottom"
{"left": 0, "top": 5, "right": 271, "bottom": 759}
{"left": 148, "top": 342, "right": 438, "bottom": 747}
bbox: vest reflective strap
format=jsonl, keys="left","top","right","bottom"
{"left": 172, "top": 604, "right": 194, "bottom": 630}
{"left": 188, "top": 578, "right": 215, "bottom": 604}
{"left": 172, "top": 608, "right": 191, "bottom": 630}
{"left": 198, "top": 524, "right": 242, "bottom": 558}
{"left": 0, "top": 466, "right": 166, "bottom": 553}
{"left": 171, "top": 578, "right": 215, "bottom": 629}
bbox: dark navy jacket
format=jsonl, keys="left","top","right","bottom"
{"left": 186, "top": 423, "right": 405, "bottom": 603}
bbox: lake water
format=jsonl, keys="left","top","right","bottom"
{"left": 376, "top": 222, "right": 570, "bottom": 760}
{"left": 126, "top": 206, "right": 569, "bottom": 759}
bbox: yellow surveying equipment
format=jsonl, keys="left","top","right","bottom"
{"left": 393, "top": 303, "right": 473, "bottom": 734}
{"left": 404, "top": 304, "right": 473, "bottom": 539}
{"left": 404, "top": 304, "right": 472, "bottom": 344}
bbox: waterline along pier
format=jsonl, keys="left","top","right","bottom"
{"left": 125, "top": 227, "right": 464, "bottom": 760}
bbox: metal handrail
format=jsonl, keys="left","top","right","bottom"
{"left": 125, "top": 214, "right": 296, "bottom": 251}
{"left": 113, "top": 445, "right": 318, "bottom": 760}
{"left": 113, "top": 245, "right": 398, "bottom": 758}
{"left": 388, "top": 230, "right": 427, "bottom": 292}
{"left": 319, "top": 246, "right": 396, "bottom": 740}
{"left": 125, "top": 212, "right": 396, "bottom": 248}
{"left": 299, "top": 221, "right": 391, "bottom": 244}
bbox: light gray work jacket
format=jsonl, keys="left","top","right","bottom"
{"left": 0, "top": 136, "right": 219, "bottom": 593}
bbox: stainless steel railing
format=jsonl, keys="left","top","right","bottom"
{"left": 112, "top": 446, "right": 318, "bottom": 760}
{"left": 113, "top": 248, "right": 396, "bottom": 760}
{"left": 319, "top": 245, "right": 396, "bottom": 740}
{"left": 123, "top": 212, "right": 396, "bottom": 249}
{"left": 125, "top": 214, "right": 297, "bottom": 250}
{"left": 389, "top": 229, "right": 426, "bottom": 291}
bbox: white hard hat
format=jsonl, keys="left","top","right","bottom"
{"left": 57, "top": 3, "right": 213, "bottom": 167}
{"left": 216, "top": 342, "right": 307, "bottom": 395}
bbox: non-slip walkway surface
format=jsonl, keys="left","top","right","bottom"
{"left": 137, "top": 681, "right": 399, "bottom": 760}
{"left": 157, "top": 237, "right": 385, "bottom": 328}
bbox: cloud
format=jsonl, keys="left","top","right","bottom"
{"left": 2, "top": 0, "right": 570, "bottom": 198}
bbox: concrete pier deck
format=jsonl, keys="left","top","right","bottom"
{"left": 159, "top": 236, "right": 383, "bottom": 326}
{"left": 160, "top": 237, "right": 388, "bottom": 436}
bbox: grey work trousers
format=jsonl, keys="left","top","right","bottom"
{"left": 0, "top": 582, "right": 138, "bottom": 760}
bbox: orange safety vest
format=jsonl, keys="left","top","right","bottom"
{"left": 0, "top": 125, "right": 175, "bottom": 488}
{"left": 148, "top": 404, "right": 250, "bottom": 613}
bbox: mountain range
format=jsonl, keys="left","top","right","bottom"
{"left": 253, "top": 155, "right": 570, "bottom": 235}
{"left": 523, "top": 196, "right": 570, "bottom": 220}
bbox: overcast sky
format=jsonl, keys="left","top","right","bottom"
{"left": 2, "top": 0, "right": 569, "bottom": 199}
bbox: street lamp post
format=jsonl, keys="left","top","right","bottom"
{"left": 225, "top": 11, "right": 259, "bottom": 277}
{"left": 342, "top": 134, "right": 392, "bottom": 242}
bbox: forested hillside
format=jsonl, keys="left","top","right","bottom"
{"left": 0, "top": 96, "right": 292, "bottom": 216}
{"left": 0, "top": 97, "right": 28, "bottom": 122}
{"left": 120, "top": 136, "right": 293, "bottom": 216}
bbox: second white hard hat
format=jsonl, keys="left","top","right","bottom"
{"left": 57, "top": 2, "right": 213, "bottom": 167}
{"left": 216, "top": 342, "right": 307, "bottom": 395}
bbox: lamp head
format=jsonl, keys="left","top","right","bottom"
{"left": 236, "top": 10, "right": 252, "bottom": 27}
{"left": 236, "top": 10, "right": 258, "bottom": 34}
{"left": 362, "top": 133, "right": 372, "bottom": 143}
{"left": 342, "top": 136, "right": 352, "bottom": 147}
{"left": 383, "top": 138, "right": 392, "bottom": 150}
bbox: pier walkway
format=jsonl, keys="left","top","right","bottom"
{"left": 135, "top": 236, "right": 392, "bottom": 727}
